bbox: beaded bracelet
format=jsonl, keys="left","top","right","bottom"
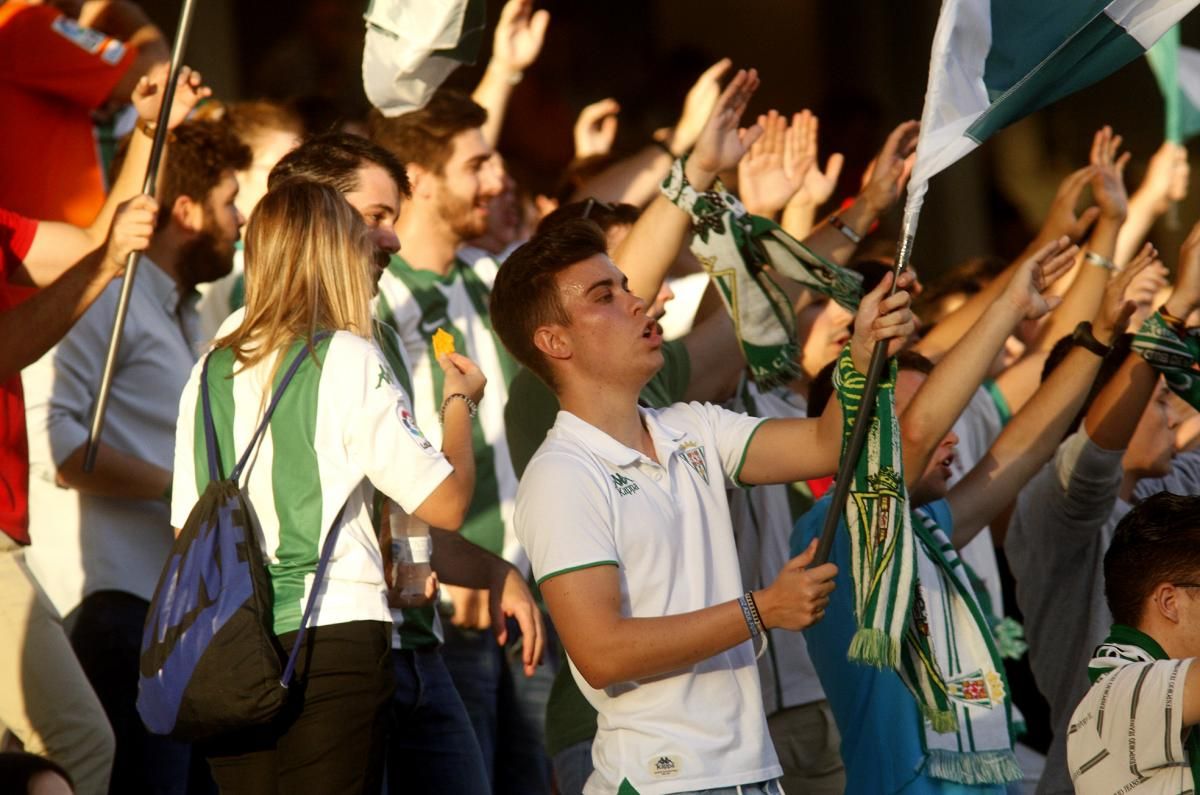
{"left": 439, "top": 393, "right": 478, "bottom": 424}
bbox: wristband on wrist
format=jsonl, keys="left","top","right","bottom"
{"left": 1071, "top": 321, "right": 1111, "bottom": 358}
{"left": 439, "top": 393, "right": 478, "bottom": 424}
{"left": 1159, "top": 305, "right": 1189, "bottom": 331}
{"left": 738, "top": 594, "right": 761, "bottom": 638}
{"left": 827, "top": 213, "right": 863, "bottom": 245}
{"left": 137, "top": 118, "right": 158, "bottom": 138}
{"left": 1084, "top": 251, "right": 1117, "bottom": 272}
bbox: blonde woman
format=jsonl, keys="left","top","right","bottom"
{"left": 169, "top": 180, "right": 484, "bottom": 794}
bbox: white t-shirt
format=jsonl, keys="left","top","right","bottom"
{"left": 171, "top": 331, "right": 453, "bottom": 635}
{"left": 516, "top": 403, "right": 782, "bottom": 795}
{"left": 1068, "top": 655, "right": 1196, "bottom": 794}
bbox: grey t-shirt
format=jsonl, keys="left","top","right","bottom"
{"left": 1006, "top": 429, "right": 1127, "bottom": 795}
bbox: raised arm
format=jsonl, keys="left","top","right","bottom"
{"left": 573, "top": 98, "right": 620, "bottom": 160}
{"left": 19, "top": 65, "right": 209, "bottom": 283}
{"left": 613, "top": 67, "right": 763, "bottom": 304}
{"left": 570, "top": 59, "right": 729, "bottom": 206}
{"left": 0, "top": 196, "right": 155, "bottom": 382}
{"left": 736, "top": 110, "right": 812, "bottom": 222}
{"left": 800, "top": 120, "right": 918, "bottom": 267}
{"left": 901, "top": 239, "right": 1079, "bottom": 488}
{"left": 946, "top": 251, "right": 1153, "bottom": 546}
{"left": 1115, "top": 141, "right": 1189, "bottom": 267}
{"left": 779, "top": 110, "right": 844, "bottom": 240}
{"left": 736, "top": 271, "right": 915, "bottom": 485}
{"left": 472, "top": 0, "right": 548, "bottom": 147}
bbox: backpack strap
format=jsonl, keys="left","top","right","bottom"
{"left": 280, "top": 501, "right": 346, "bottom": 688}
{"left": 199, "top": 353, "right": 222, "bottom": 482}
{"left": 230, "top": 332, "right": 332, "bottom": 482}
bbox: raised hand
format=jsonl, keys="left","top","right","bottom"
{"left": 786, "top": 110, "right": 844, "bottom": 212}
{"left": 490, "top": 0, "right": 550, "bottom": 74}
{"left": 1037, "top": 166, "right": 1101, "bottom": 244}
{"left": 849, "top": 270, "right": 916, "bottom": 372}
{"left": 859, "top": 120, "right": 919, "bottom": 216}
{"left": 665, "top": 58, "right": 732, "bottom": 157}
{"left": 1089, "top": 126, "right": 1131, "bottom": 222}
{"left": 1095, "top": 243, "right": 1158, "bottom": 343}
{"left": 685, "top": 67, "right": 762, "bottom": 187}
{"left": 1164, "top": 221, "right": 1200, "bottom": 319}
{"left": 132, "top": 63, "right": 210, "bottom": 131}
{"left": 573, "top": 98, "right": 620, "bottom": 159}
{"left": 737, "top": 110, "right": 811, "bottom": 217}
{"left": 1135, "top": 141, "right": 1190, "bottom": 215}
{"left": 1000, "top": 236, "right": 1079, "bottom": 320}
{"left": 104, "top": 194, "right": 158, "bottom": 274}
{"left": 755, "top": 539, "right": 838, "bottom": 631}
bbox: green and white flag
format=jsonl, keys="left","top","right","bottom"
{"left": 362, "top": 0, "right": 486, "bottom": 117}
{"left": 1146, "top": 25, "right": 1200, "bottom": 143}
{"left": 907, "top": 0, "right": 1199, "bottom": 219}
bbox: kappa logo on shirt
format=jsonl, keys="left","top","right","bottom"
{"left": 375, "top": 364, "right": 393, "bottom": 389}
{"left": 610, "top": 472, "right": 639, "bottom": 496}
{"left": 647, "top": 753, "right": 682, "bottom": 778}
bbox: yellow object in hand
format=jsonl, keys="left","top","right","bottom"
{"left": 432, "top": 328, "right": 455, "bottom": 358}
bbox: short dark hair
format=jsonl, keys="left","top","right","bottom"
{"left": 368, "top": 90, "right": 487, "bottom": 174}
{"left": 157, "top": 119, "right": 252, "bottom": 231}
{"left": 1041, "top": 331, "right": 1134, "bottom": 438}
{"left": 0, "top": 751, "right": 73, "bottom": 792}
{"left": 807, "top": 350, "right": 934, "bottom": 417}
{"left": 1104, "top": 492, "right": 1200, "bottom": 626}
{"left": 538, "top": 199, "right": 640, "bottom": 236}
{"left": 490, "top": 219, "right": 609, "bottom": 390}
{"left": 268, "top": 131, "right": 411, "bottom": 198}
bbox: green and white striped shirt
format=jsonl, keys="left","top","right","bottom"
{"left": 170, "top": 330, "right": 454, "bottom": 636}
{"left": 375, "top": 254, "right": 524, "bottom": 571}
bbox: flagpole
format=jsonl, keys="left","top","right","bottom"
{"left": 83, "top": 0, "right": 199, "bottom": 472}
{"left": 813, "top": 207, "right": 919, "bottom": 566}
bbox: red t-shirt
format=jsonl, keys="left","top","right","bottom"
{"left": 1, "top": 207, "right": 38, "bottom": 544}
{"left": 0, "top": 2, "right": 135, "bottom": 225}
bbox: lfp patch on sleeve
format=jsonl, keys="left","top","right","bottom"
{"left": 51, "top": 16, "right": 106, "bottom": 54}
{"left": 398, "top": 407, "right": 436, "bottom": 453}
{"left": 100, "top": 38, "right": 127, "bottom": 65}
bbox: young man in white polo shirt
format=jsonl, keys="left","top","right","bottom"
{"left": 488, "top": 68, "right": 916, "bottom": 795}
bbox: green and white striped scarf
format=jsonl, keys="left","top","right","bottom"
{"left": 1132, "top": 309, "right": 1200, "bottom": 409}
{"left": 660, "top": 157, "right": 863, "bottom": 387}
{"left": 834, "top": 348, "right": 1020, "bottom": 784}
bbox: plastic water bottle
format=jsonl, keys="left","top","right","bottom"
{"left": 386, "top": 503, "right": 433, "bottom": 608}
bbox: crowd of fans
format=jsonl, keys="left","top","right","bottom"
{"left": 4, "top": 1, "right": 1200, "bottom": 794}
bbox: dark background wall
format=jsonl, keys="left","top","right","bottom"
{"left": 137, "top": 0, "right": 1200, "bottom": 280}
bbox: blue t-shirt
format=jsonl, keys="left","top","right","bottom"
{"left": 793, "top": 495, "right": 1007, "bottom": 795}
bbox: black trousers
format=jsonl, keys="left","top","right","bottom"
{"left": 201, "top": 619, "right": 394, "bottom": 795}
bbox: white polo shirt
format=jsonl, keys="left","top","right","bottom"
{"left": 516, "top": 403, "right": 782, "bottom": 795}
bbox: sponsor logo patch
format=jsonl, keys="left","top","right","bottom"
{"left": 51, "top": 16, "right": 105, "bottom": 54}
{"left": 100, "top": 39, "right": 126, "bottom": 65}
{"left": 399, "top": 407, "right": 434, "bottom": 452}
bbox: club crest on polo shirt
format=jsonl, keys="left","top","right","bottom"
{"left": 610, "top": 472, "right": 639, "bottom": 496}
{"left": 647, "top": 753, "right": 682, "bottom": 778}
{"left": 677, "top": 441, "right": 709, "bottom": 485}
{"left": 398, "top": 407, "right": 434, "bottom": 452}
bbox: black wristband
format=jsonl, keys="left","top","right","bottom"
{"left": 1071, "top": 321, "right": 1111, "bottom": 358}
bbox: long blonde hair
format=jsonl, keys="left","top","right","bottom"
{"left": 216, "top": 180, "right": 375, "bottom": 371}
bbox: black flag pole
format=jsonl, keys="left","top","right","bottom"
{"left": 83, "top": 0, "right": 199, "bottom": 472}
{"left": 813, "top": 219, "right": 916, "bottom": 566}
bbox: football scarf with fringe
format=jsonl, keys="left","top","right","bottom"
{"left": 660, "top": 157, "right": 862, "bottom": 387}
{"left": 1132, "top": 309, "right": 1200, "bottom": 410}
{"left": 833, "top": 348, "right": 1020, "bottom": 785}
